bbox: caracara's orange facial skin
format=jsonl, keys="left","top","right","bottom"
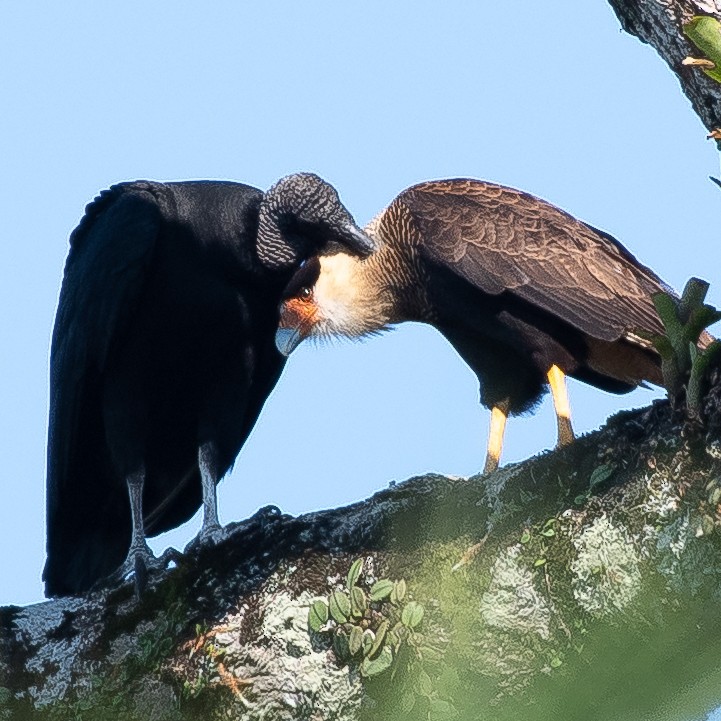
{"left": 276, "top": 292, "right": 323, "bottom": 356}
{"left": 279, "top": 295, "right": 319, "bottom": 336}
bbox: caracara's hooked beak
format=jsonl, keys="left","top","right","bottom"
{"left": 275, "top": 326, "right": 302, "bottom": 356}
{"left": 276, "top": 296, "right": 317, "bottom": 356}
{"left": 276, "top": 257, "right": 324, "bottom": 356}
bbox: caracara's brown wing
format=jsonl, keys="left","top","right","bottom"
{"left": 395, "top": 179, "right": 670, "bottom": 343}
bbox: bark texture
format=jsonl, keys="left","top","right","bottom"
{"left": 2, "top": 373, "right": 721, "bottom": 720}
{"left": 607, "top": 0, "right": 721, "bottom": 129}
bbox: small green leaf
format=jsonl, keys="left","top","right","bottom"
{"left": 347, "top": 558, "right": 363, "bottom": 590}
{"left": 401, "top": 601, "right": 425, "bottom": 629}
{"left": 702, "top": 514, "right": 716, "bottom": 536}
{"left": 391, "top": 578, "right": 407, "bottom": 604}
{"left": 534, "top": 558, "right": 547, "bottom": 567}
{"left": 361, "top": 646, "right": 393, "bottom": 677}
{"left": 329, "top": 590, "right": 351, "bottom": 624}
{"left": 420, "top": 643, "right": 443, "bottom": 663}
{"left": 308, "top": 599, "right": 329, "bottom": 632}
{"left": 349, "top": 625, "right": 363, "bottom": 656}
{"left": 370, "top": 578, "right": 394, "bottom": 602}
{"left": 541, "top": 527, "right": 555, "bottom": 538}
{"left": 361, "top": 629, "right": 375, "bottom": 656}
{"left": 688, "top": 340, "right": 721, "bottom": 411}
{"left": 651, "top": 333, "right": 675, "bottom": 359}
{"left": 589, "top": 464, "right": 614, "bottom": 489}
{"left": 368, "top": 619, "right": 389, "bottom": 658}
{"left": 680, "top": 277, "right": 711, "bottom": 320}
{"left": 388, "top": 626, "right": 403, "bottom": 651}
{"left": 350, "top": 586, "right": 367, "bottom": 618}
{"left": 520, "top": 530, "right": 531, "bottom": 544}
{"left": 653, "top": 293, "right": 683, "bottom": 339}
{"left": 550, "top": 656, "right": 563, "bottom": 668}
{"left": 333, "top": 629, "right": 350, "bottom": 662}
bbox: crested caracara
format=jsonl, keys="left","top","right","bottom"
{"left": 276, "top": 178, "right": 699, "bottom": 473}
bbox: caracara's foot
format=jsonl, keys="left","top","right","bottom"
{"left": 483, "top": 402, "right": 508, "bottom": 474}
{"left": 483, "top": 454, "right": 500, "bottom": 475}
{"left": 452, "top": 532, "right": 490, "bottom": 571}
{"left": 556, "top": 416, "right": 575, "bottom": 448}
{"left": 547, "top": 365, "right": 575, "bottom": 448}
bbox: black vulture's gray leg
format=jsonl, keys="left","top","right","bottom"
{"left": 197, "top": 441, "right": 226, "bottom": 545}
{"left": 103, "top": 467, "right": 162, "bottom": 594}
{"left": 127, "top": 468, "right": 154, "bottom": 560}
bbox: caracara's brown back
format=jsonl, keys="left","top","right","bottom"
{"left": 369, "top": 179, "right": 700, "bottom": 391}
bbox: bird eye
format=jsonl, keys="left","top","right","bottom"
{"left": 299, "top": 287, "right": 313, "bottom": 301}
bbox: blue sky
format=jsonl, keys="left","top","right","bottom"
{"left": 1, "top": 0, "right": 719, "bottom": 636}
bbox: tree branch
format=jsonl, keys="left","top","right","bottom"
{"left": 607, "top": 0, "right": 721, "bottom": 130}
{"left": 2, "top": 379, "right": 721, "bottom": 719}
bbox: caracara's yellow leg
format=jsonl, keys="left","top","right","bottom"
{"left": 483, "top": 400, "right": 509, "bottom": 474}
{"left": 547, "top": 364, "right": 574, "bottom": 447}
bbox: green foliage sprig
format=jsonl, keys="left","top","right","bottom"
{"left": 643, "top": 278, "right": 721, "bottom": 411}
{"left": 308, "top": 558, "right": 425, "bottom": 679}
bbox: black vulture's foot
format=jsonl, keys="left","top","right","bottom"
{"left": 188, "top": 522, "right": 229, "bottom": 552}
{"left": 102, "top": 543, "right": 181, "bottom": 596}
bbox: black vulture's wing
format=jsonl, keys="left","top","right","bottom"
{"left": 396, "top": 179, "right": 669, "bottom": 342}
{"left": 44, "top": 185, "right": 160, "bottom": 594}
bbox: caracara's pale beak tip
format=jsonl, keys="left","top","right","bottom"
{"left": 275, "top": 327, "right": 304, "bottom": 356}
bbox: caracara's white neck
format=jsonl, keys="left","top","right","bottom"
{"left": 309, "top": 200, "right": 427, "bottom": 341}
{"left": 312, "top": 251, "right": 383, "bottom": 338}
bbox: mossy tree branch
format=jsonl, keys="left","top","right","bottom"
{"left": 3, "top": 386, "right": 721, "bottom": 720}
{"left": 606, "top": 0, "right": 721, "bottom": 131}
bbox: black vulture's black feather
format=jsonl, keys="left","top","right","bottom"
{"left": 44, "top": 176, "right": 371, "bottom": 597}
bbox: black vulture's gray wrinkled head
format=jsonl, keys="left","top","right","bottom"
{"left": 257, "top": 173, "right": 375, "bottom": 269}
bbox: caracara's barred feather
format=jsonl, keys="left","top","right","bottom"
{"left": 396, "top": 180, "right": 670, "bottom": 344}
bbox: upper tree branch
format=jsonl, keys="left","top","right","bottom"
{"left": 607, "top": 0, "right": 721, "bottom": 130}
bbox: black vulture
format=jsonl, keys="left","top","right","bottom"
{"left": 275, "top": 178, "right": 704, "bottom": 472}
{"left": 44, "top": 174, "right": 373, "bottom": 597}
